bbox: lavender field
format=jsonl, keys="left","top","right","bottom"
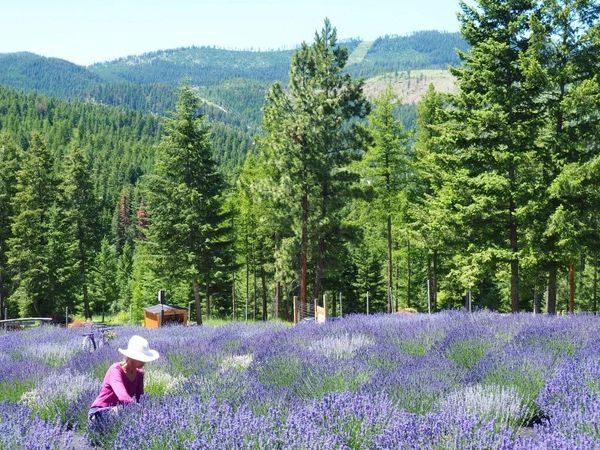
{"left": 1, "top": 312, "right": 599, "bottom": 449}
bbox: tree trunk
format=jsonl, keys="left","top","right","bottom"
{"left": 406, "top": 239, "right": 411, "bottom": 308}
{"left": 547, "top": 265, "right": 557, "bottom": 315}
{"left": 387, "top": 215, "right": 393, "bottom": 313}
{"left": 274, "top": 280, "right": 281, "bottom": 320}
{"left": 313, "top": 238, "right": 325, "bottom": 305}
{"left": 509, "top": 195, "right": 519, "bottom": 313}
{"left": 300, "top": 192, "right": 308, "bottom": 317}
{"left": 593, "top": 256, "right": 598, "bottom": 314}
{"left": 432, "top": 250, "right": 438, "bottom": 312}
{"left": 533, "top": 289, "right": 541, "bottom": 315}
{"left": 205, "top": 279, "right": 211, "bottom": 320}
{"left": 193, "top": 277, "right": 202, "bottom": 325}
{"left": 231, "top": 273, "right": 236, "bottom": 320}
{"left": 568, "top": 262, "right": 575, "bottom": 314}
{"left": 79, "top": 236, "right": 91, "bottom": 319}
{"left": 427, "top": 252, "right": 434, "bottom": 314}
{"left": 395, "top": 261, "right": 399, "bottom": 312}
{"left": 332, "top": 288, "right": 337, "bottom": 317}
{"left": 253, "top": 252, "right": 257, "bottom": 320}
{"left": 261, "top": 268, "right": 267, "bottom": 321}
{"left": 245, "top": 229, "right": 249, "bottom": 321}
{"left": 0, "top": 271, "right": 4, "bottom": 320}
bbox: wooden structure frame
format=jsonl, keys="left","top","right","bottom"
{"left": 143, "top": 304, "right": 188, "bottom": 328}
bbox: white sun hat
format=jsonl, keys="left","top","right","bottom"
{"left": 118, "top": 335, "right": 160, "bottom": 362}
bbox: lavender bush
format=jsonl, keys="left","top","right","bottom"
{"left": 1, "top": 312, "right": 600, "bottom": 449}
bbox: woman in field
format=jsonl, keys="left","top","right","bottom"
{"left": 88, "top": 335, "right": 159, "bottom": 429}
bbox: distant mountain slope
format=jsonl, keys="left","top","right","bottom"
{"left": 0, "top": 52, "right": 102, "bottom": 98}
{"left": 347, "top": 31, "right": 469, "bottom": 78}
{"left": 89, "top": 46, "right": 296, "bottom": 87}
{"left": 363, "top": 69, "right": 458, "bottom": 104}
{"left": 0, "top": 31, "right": 467, "bottom": 131}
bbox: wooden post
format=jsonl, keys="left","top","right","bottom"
{"left": 339, "top": 292, "right": 343, "bottom": 317}
{"left": 293, "top": 296, "right": 298, "bottom": 324}
{"left": 323, "top": 294, "right": 327, "bottom": 318}
{"left": 314, "top": 298, "right": 317, "bottom": 323}
{"left": 569, "top": 263, "right": 575, "bottom": 314}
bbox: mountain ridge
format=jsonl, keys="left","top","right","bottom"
{"left": 0, "top": 31, "right": 467, "bottom": 136}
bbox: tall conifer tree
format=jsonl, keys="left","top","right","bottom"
{"left": 259, "top": 19, "right": 369, "bottom": 309}
{"left": 146, "top": 85, "right": 228, "bottom": 325}
{"left": 8, "top": 133, "right": 59, "bottom": 316}
{"left": 0, "top": 134, "right": 20, "bottom": 317}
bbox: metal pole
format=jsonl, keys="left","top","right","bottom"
{"left": 468, "top": 290, "right": 472, "bottom": 313}
{"left": 339, "top": 292, "right": 343, "bottom": 317}
{"left": 427, "top": 279, "right": 431, "bottom": 314}
{"left": 366, "top": 291, "right": 369, "bottom": 315}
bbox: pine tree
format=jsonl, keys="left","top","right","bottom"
{"left": 146, "top": 84, "right": 228, "bottom": 325}
{"left": 363, "top": 86, "right": 410, "bottom": 312}
{"left": 447, "top": 0, "right": 542, "bottom": 312}
{"left": 7, "top": 133, "right": 59, "bottom": 316}
{"left": 90, "top": 237, "right": 119, "bottom": 322}
{"left": 60, "top": 139, "right": 100, "bottom": 319}
{"left": 259, "top": 19, "right": 369, "bottom": 310}
{"left": 524, "top": 0, "right": 600, "bottom": 313}
{"left": 0, "top": 133, "right": 21, "bottom": 317}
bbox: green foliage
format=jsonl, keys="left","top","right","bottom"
{"left": 446, "top": 339, "right": 492, "bottom": 369}
{"left": 257, "top": 355, "right": 302, "bottom": 387}
{"left": 297, "top": 368, "right": 370, "bottom": 400}
{"left": 89, "top": 238, "right": 119, "bottom": 316}
{"left": 0, "top": 379, "right": 35, "bottom": 402}
{"left": 145, "top": 84, "right": 231, "bottom": 323}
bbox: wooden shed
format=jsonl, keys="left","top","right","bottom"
{"left": 143, "top": 304, "right": 188, "bottom": 328}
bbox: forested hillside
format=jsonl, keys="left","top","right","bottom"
{"left": 0, "top": 31, "right": 465, "bottom": 126}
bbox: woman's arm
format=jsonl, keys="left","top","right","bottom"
{"left": 108, "top": 366, "right": 134, "bottom": 404}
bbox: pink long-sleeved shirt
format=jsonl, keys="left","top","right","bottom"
{"left": 90, "top": 362, "right": 144, "bottom": 408}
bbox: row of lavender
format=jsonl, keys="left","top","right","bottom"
{"left": 1, "top": 312, "right": 599, "bottom": 449}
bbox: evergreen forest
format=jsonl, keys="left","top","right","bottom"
{"left": 0, "top": 1, "right": 599, "bottom": 324}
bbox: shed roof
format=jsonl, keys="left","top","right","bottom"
{"left": 143, "top": 304, "right": 188, "bottom": 314}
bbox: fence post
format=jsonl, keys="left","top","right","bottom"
{"left": 339, "top": 292, "right": 343, "bottom": 318}
{"left": 293, "top": 296, "right": 298, "bottom": 324}
{"left": 323, "top": 294, "right": 327, "bottom": 319}
{"left": 65, "top": 307, "right": 68, "bottom": 327}
{"left": 366, "top": 291, "right": 369, "bottom": 315}
{"left": 129, "top": 304, "right": 132, "bottom": 324}
{"left": 467, "top": 290, "right": 472, "bottom": 313}
{"left": 427, "top": 279, "right": 431, "bottom": 314}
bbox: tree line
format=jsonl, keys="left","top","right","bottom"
{"left": 1, "top": 2, "right": 599, "bottom": 323}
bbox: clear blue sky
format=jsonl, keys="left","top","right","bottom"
{"left": 0, "top": 0, "right": 463, "bottom": 66}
